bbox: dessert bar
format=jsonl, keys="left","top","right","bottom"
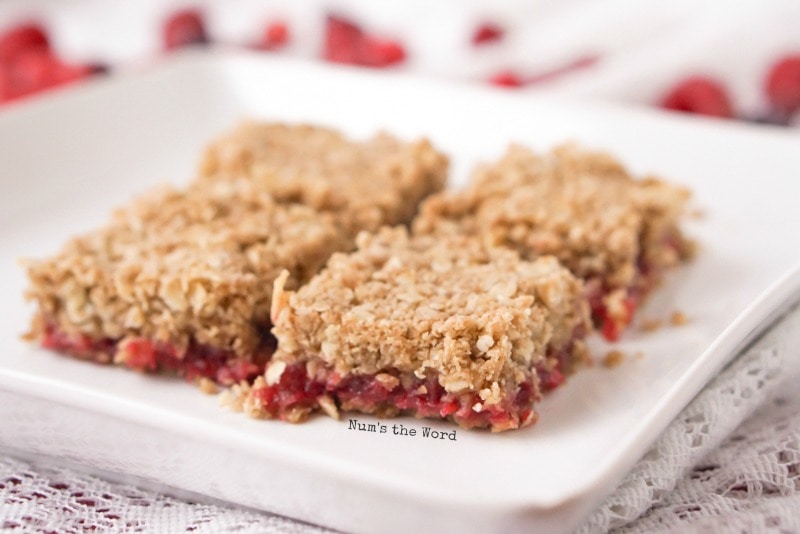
{"left": 25, "top": 123, "right": 449, "bottom": 385}
{"left": 413, "top": 144, "right": 693, "bottom": 341}
{"left": 24, "top": 181, "right": 348, "bottom": 385}
{"left": 235, "top": 227, "right": 589, "bottom": 432}
{"left": 198, "top": 121, "right": 449, "bottom": 237}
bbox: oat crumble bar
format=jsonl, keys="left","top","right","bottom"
{"left": 238, "top": 227, "right": 589, "bottom": 432}
{"left": 413, "top": 144, "right": 693, "bottom": 341}
{"left": 25, "top": 122, "right": 448, "bottom": 385}
{"left": 198, "top": 121, "right": 449, "bottom": 237}
{"left": 24, "top": 180, "right": 350, "bottom": 385}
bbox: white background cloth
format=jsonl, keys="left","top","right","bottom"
{"left": 2, "top": 1, "right": 799, "bottom": 532}
{"left": 3, "top": 0, "right": 800, "bottom": 121}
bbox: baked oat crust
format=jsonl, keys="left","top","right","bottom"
{"left": 24, "top": 179, "right": 349, "bottom": 358}
{"left": 414, "top": 144, "right": 693, "bottom": 291}
{"left": 24, "top": 122, "right": 449, "bottom": 377}
{"left": 198, "top": 122, "right": 449, "bottom": 236}
{"left": 266, "top": 227, "right": 589, "bottom": 410}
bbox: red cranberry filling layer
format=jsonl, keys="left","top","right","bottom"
{"left": 585, "top": 234, "right": 686, "bottom": 341}
{"left": 40, "top": 322, "right": 272, "bottom": 385}
{"left": 588, "top": 287, "right": 639, "bottom": 343}
{"left": 253, "top": 362, "right": 538, "bottom": 431}
{"left": 535, "top": 339, "right": 584, "bottom": 392}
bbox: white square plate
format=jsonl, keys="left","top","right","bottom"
{"left": 1, "top": 51, "right": 799, "bottom": 533}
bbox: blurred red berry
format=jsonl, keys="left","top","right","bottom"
{"left": 259, "top": 21, "right": 289, "bottom": 50}
{"left": 0, "top": 49, "right": 98, "bottom": 104}
{"left": 359, "top": 37, "right": 406, "bottom": 67}
{"left": 324, "top": 15, "right": 362, "bottom": 64}
{"left": 54, "top": 62, "right": 96, "bottom": 84}
{"left": 661, "top": 76, "right": 733, "bottom": 118}
{"left": 765, "top": 54, "right": 800, "bottom": 115}
{"left": 489, "top": 71, "right": 523, "bottom": 88}
{"left": 0, "top": 22, "right": 98, "bottom": 105}
{"left": 0, "top": 67, "right": 14, "bottom": 102}
{"left": 0, "top": 23, "right": 49, "bottom": 62}
{"left": 472, "top": 23, "right": 504, "bottom": 45}
{"left": 163, "top": 9, "right": 208, "bottom": 51}
{"left": 323, "top": 14, "right": 406, "bottom": 68}
{"left": 5, "top": 49, "right": 54, "bottom": 93}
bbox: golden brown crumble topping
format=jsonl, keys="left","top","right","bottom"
{"left": 413, "top": 144, "right": 693, "bottom": 291}
{"left": 197, "top": 377, "right": 219, "bottom": 395}
{"left": 267, "top": 227, "right": 589, "bottom": 406}
{"left": 602, "top": 349, "right": 626, "bottom": 369}
{"left": 670, "top": 310, "right": 689, "bottom": 326}
{"left": 198, "top": 121, "right": 449, "bottom": 237}
{"left": 24, "top": 122, "right": 449, "bottom": 366}
{"left": 640, "top": 317, "right": 664, "bottom": 332}
{"left": 24, "top": 180, "right": 349, "bottom": 356}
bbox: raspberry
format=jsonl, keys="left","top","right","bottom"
{"left": 0, "top": 68, "right": 10, "bottom": 102}
{"left": 163, "top": 9, "right": 208, "bottom": 51}
{"left": 323, "top": 15, "right": 362, "bottom": 64}
{"left": 0, "top": 23, "right": 49, "bottom": 63}
{"left": 472, "top": 23, "right": 504, "bottom": 45}
{"left": 660, "top": 76, "right": 733, "bottom": 118}
{"left": 122, "top": 339, "right": 157, "bottom": 372}
{"left": 259, "top": 21, "right": 289, "bottom": 50}
{"left": 540, "top": 367, "right": 565, "bottom": 391}
{"left": 4, "top": 49, "right": 54, "bottom": 95}
{"left": 439, "top": 400, "right": 460, "bottom": 417}
{"left": 489, "top": 70, "right": 524, "bottom": 88}
{"left": 53, "top": 62, "right": 95, "bottom": 84}
{"left": 599, "top": 296, "right": 637, "bottom": 342}
{"left": 601, "top": 316, "right": 622, "bottom": 342}
{"left": 359, "top": 36, "right": 405, "bottom": 67}
{"left": 0, "top": 36, "right": 99, "bottom": 105}
{"left": 323, "top": 14, "right": 406, "bottom": 68}
{"left": 765, "top": 54, "right": 800, "bottom": 115}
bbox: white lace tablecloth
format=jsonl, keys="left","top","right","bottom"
{"left": 2, "top": 304, "right": 799, "bottom": 533}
